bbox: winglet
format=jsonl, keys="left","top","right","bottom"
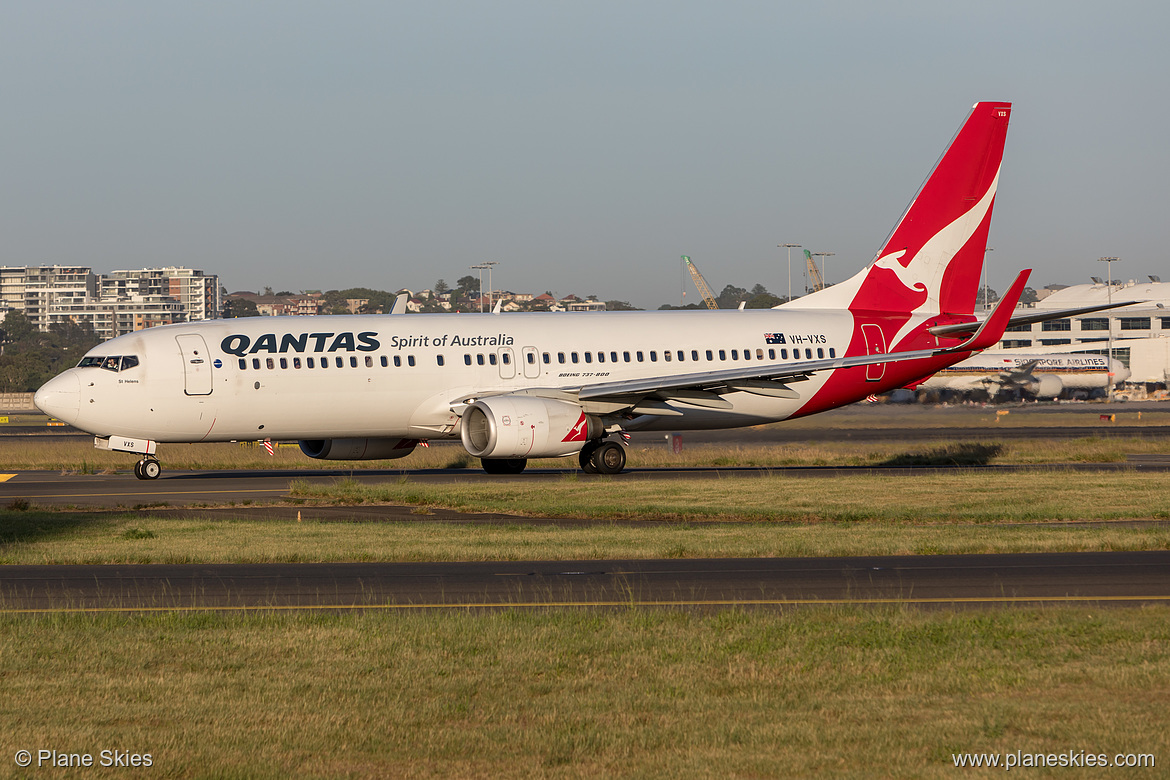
{"left": 945, "top": 269, "right": 1031, "bottom": 353}
{"left": 390, "top": 293, "right": 408, "bottom": 315}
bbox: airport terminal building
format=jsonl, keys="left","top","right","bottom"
{"left": 992, "top": 278, "right": 1170, "bottom": 389}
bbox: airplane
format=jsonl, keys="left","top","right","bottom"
{"left": 34, "top": 101, "right": 1107, "bottom": 480}
{"left": 918, "top": 352, "right": 1129, "bottom": 400}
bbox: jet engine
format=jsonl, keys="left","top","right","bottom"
{"left": 1020, "top": 374, "right": 1063, "bottom": 399}
{"left": 299, "top": 438, "right": 417, "bottom": 460}
{"left": 460, "top": 396, "right": 602, "bottom": 459}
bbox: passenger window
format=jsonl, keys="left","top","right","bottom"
{"left": 252, "top": 358, "right": 261, "bottom": 370}
{"left": 679, "top": 351, "right": 686, "bottom": 361}
{"left": 623, "top": 351, "right": 630, "bottom": 362}
{"left": 527, "top": 353, "right": 535, "bottom": 364}
{"left": 756, "top": 349, "right": 764, "bottom": 360}
{"left": 489, "top": 354, "right": 497, "bottom": 365}
{"left": 436, "top": 355, "right": 444, "bottom": 366}
{"left": 380, "top": 356, "right": 388, "bottom": 367}
{"left": 781, "top": 349, "right": 788, "bottom": 359}
{"left": 829, "top": 348, "right": 836, "bottom": 358}
{"left": 465, "top": 354, "right": 472, "bottom": 366}
{"left": 502, "top": 352, "right": 510, "bottom": 364}
{"left": 584, "top": 352, "right": 592, "bottom": 363}
{"left": 731, "top": 350, "right": 738, "bottom": 360}
{"left": 238, "top": 358, "right": 247, "bottom": 370}
{"left": 805, "top": 349, "right": 812, "bottom": 359}
{"left": 571, "top": 352, "right": 579, "bottom": 364}
{"left": 706, "top": 350, "right": 713, "bottom": 361}
{"left": 408, "top": 355, "right": 415, "bottom": 367}
{"left": 663, "top": 351, "right": 671, "bottom": 362}
{"left": 121, "top": 356, "right": 139, "bottom": 370}
{"left": 307, "top": 357, "right": 315, "bottom": 368}
{"left": 768, "top": 349, "right": 775, "bottom": 360}
{"left": 477, "top": 354, "right": 485, "bottom": 366}
{"left": 742, "top": 349, "right": 750, "bottom": 361}
{"left": 597, "top": 352, "right": 605, "bottom": 363}
{"left": 611, "top": 352, "right": 618, "bottom": 363}
{"left": 335, "top": 356, "right": 344, "bottom": 368}
{"left": 320, "top": 358, "right": 328, "bottom": 368}
{"left": 294, "top": 357, "right": 302, "bottom": 369}
{"left": 558, "top": 352, "right": 566, "bottom": 364}
{"left": 394, "top": 356, "right": 401, "bottom": 367}
{"left": 650, "top": 351, "right": 657, "bottom": 362}
{"left": 719, "top": 350, "right": 726, "bottom": 361}
{"left": 542, "top": 352, "right": 550, "bottom": 364}
{"left": 636, "top": 351, "right": 644, "bottom": 362}
{"left": 280, "top": 358, "right": 288, "bottom": 369}
{"left": 349, "top": 356, "right": 358, "bottom": 367}
{"left": 817, "top": 348, "right": 824, "bottom": 359}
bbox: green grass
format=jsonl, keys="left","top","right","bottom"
{"left": 4, "top": 470, "right": 1170, "bottom": 565}
{"left": 289, "top": 470, "right": 1170, "bottom": 525}
{"left": 2, "top": 607, "right": 1166, "bottom": 778}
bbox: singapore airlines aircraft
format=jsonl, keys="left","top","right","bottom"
{"left": 35, "top": 101, "right": 1086, "bottom": 480}
{"left": 919, "top": 352, "right": 1128, "bottom": 399}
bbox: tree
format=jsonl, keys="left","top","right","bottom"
{"left": 746, "top": 293, "right": 782, "bottom": 309}
{"left": 434, "top": 279, "right": 450, "bottom": 295}
{"left": 975, "top": 285, "right": 999, "bottom": 308}
{"left": 457, "top": 275, "right": 480, "bottom": 297}
{"left": 262, "top": 286, "right": 274, "bottom": 296}
{"left": 605, "top": 300, "right": 641, "bottom": 311}
{"left": 715, "top": 284, "right": 748, "bottom": 309}
{"left": 223, "top": 298, "right": 260, "bottom": 318}
{"left": 1019, "top": 286, "right": 1040, "bottom": 305}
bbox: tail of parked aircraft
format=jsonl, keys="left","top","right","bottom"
{"left": 786, "top": 101, "right": 1012, "bottom": 350}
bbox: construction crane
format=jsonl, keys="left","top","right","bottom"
{"left": 804, "top": 249, "right": 825, "bottom": 292}
{"left": 682, "top": 256, "right": 719, "bottom": 310}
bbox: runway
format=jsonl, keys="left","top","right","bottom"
{"left": 3, "top": 551, "right": 1169, "bottom": 612}
{"left": 6, "top": 459, "right": 1170, "bottom": 508}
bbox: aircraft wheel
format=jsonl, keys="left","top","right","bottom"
{"left": 592, "top": 441, "right": 626, "bottom": 475}
{"left": 139, "top": 458, "right": 162, "bottom": 480}
{"left": 133, "top": 460, "right": 144, "bottom": 479}
{"left": 481, "top": 458, "right": 527, "bottom": 475}
{"left": 579, "top": 441, "right": 601, "bottom": 474}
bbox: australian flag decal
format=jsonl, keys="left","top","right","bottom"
{"left": 764, "top": 333, "right": 786, "bottom": 344}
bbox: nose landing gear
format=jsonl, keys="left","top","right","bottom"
{"left": 133, "top": 457, "right": 162, "bottom": 480}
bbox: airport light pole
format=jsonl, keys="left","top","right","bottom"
{"left": 470, "top": 264, "right": 488, "bottom": 312}
{"left": 482, "top": 261, "right": 499, "bottom": 312}
{"left": 812, "top": 252, "right": 834, "bottom": 289}
{"left": 982, "top": 247, "right": 994, "bottom": 310}
{"left": 779, "top": 244, "right": 801, "bottom": 302}
{"left": 1099, "top": 256, "right": 1121, "bottom": 401}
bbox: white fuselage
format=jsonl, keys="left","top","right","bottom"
{"left": 37, "top": 309, "right": 863, "bottom": 443}
{"left": 919, "top": 352, "right": 1127, "bottom": 393}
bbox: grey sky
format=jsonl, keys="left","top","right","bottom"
{"left": 2, "top": 2, "right": 1166, "bottom": 309}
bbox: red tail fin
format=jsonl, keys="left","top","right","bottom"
{"left": 789, "top": 102, "right": 1011, "bottom": 334}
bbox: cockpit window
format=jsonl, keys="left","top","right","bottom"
{"left": 78, "top": 355, "right": 139, "bottom": 372}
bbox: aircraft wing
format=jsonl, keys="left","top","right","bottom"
{"left": 928, "top": 300, "right": 1138, "bottom": 339}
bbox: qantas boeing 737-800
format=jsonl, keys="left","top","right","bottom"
{"left": 33, "top": 102, "right": 1114, "bottom": 479}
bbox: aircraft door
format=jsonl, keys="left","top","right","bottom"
{"left": 498, "top": 347, "right": 516, "bottom": 379}
{"left": 176, "top": 334, "right": 213, "bottom": 395}
{"left": 861, "top": 323, "right": 886, "bottom": 382}
{"left": 521, "top": 347, "right": 540, "bottom": 378}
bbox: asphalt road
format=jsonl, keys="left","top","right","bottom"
{"left": 6, "top": 459, "right": 1170, "bottom": 509}
{"left": 3, "top": 551, "right": 1168, "bottom": 612}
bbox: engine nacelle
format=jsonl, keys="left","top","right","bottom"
{"left": 1021, "top": 374, "right": 1063, "bottom": 399}
{"left": 460, "top": 396, "right": 602, "bottom": 459}
{"left": 298, "top": 438, "right": 417, "bottom": 460}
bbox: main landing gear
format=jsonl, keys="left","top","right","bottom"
{"left": 579, "top": 439, "right": 626, "bottom": 475}
{"left": 133, "top": 457, "right": 162, "bottom": 481}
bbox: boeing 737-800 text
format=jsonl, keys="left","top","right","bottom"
{"left": 35, "top": 101, "right": 1073, "bottom": 478}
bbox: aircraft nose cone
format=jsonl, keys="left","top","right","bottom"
{"left": 1111, "top": 360, "right": 1131, "bottom": 385}
{"left": 33, "top": 372, "right": 81, "bottom": 425}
